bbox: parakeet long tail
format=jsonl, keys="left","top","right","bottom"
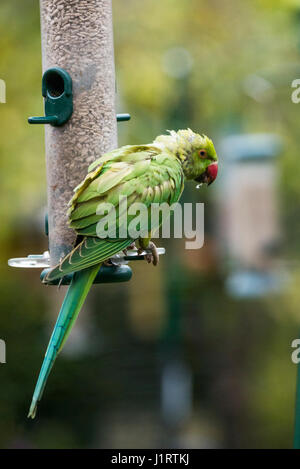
{"left": 28, "top": 263, "right": 100, "bottom": 419}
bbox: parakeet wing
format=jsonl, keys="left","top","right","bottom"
{"left": 45, "top": 145, "right": 184, "bottom": 281}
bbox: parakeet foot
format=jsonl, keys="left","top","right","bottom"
{"left": 144, "top": 241, "right": 159, "bottom": 266}
{"left": 123, "top": 242, "right": 136, "bottom": 256}
{"left": 103, "top": 259, "right": 113, "bottom": 266}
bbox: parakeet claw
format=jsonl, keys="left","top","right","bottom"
{"left": 104, "top": 259, "right": 113, "bottom": 266}
{"left": 142, "top": 241, "right": 159, "bottom": 266}
{"left": 123, "top": 242, "right": 136, "bottom": 256}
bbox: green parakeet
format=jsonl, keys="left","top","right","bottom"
{"left": 28, "top": 129, "right": 218, "bottom": 418}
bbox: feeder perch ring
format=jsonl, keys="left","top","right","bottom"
{"left": 8, "top": 248, "right": 165, "bottom": 269}
{"left": 8, "top": 248, "right": 165, "bottom": 285}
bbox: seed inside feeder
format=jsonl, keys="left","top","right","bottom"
{"left": 40, "top": 0, "right": 118, "bottom": 265}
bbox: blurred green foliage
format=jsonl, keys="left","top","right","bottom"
{"left": 0, "top": 0, "right": 300, "bottom": 448}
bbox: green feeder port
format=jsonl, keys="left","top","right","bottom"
{"left": 28, "top": 65, "right": 130, "bottom": 127}
{"left": 28, "top": 67, "right": 73, "bottom": 126}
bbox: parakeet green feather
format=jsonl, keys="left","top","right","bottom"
{"left": 28, "top": 129, "right": 218, "bottom": 418}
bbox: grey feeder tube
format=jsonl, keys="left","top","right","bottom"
{"left": 39, "top": 0, "right": 117, "bottom": 265}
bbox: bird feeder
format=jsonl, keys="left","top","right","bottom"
{"left": 218, "top": 133, "right": 285, "bottom": 298}
{"left": 8, "top": 0, "right": 163, "bottom": 282}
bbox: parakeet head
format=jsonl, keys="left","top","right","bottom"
{"left": 154, "top": 129, "right": 218, "bottom": 185}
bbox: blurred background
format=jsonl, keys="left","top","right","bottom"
{"left": 0, "top": 0, "right": 300, "bottom": 448}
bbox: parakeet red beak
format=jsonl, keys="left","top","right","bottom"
{"left": 195, "top": 161, "right": 218, "bottom": 186}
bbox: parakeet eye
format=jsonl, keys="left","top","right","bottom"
{"left": 198, "top": 149, "right": 207, "bottom": 158}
